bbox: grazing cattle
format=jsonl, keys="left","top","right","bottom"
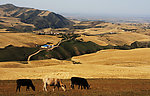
{"left": 71, "top": 77, "right": 90, "bottom": 89}
{"left": 16, "top": 79, "right": 35, "bottom": 92}
{"left": 43, "top": 78, "right": 66, "bottom": 91}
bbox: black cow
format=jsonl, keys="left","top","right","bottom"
{"left": 16, "top": 79, "right": 35, "bottom": 92}
{"left": 71, "top": 77, "right": 90, "bottom": 89}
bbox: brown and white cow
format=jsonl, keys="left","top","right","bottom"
{"left": 43, "top": 78, "right": 66, "bottom": 91}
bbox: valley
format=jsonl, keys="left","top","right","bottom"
{"left": 0, "top": 3, "right": 150, "bottom": 95}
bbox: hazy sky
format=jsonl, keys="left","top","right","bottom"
{"left": 0, "top": 0, "right": 150, "bottom": 17}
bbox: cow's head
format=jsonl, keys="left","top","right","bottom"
{"left": 87, "top": 84, "right": 90, "bottom": 89}
{"left": 31, "top": 85, "right": 35, "bottom": 91}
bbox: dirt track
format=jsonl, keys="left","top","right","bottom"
{"left": 0, "top": 79, "right": 150, "bottom": 96}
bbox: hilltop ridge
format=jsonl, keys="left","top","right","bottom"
{"left": 0, "top": 4, "right": 74, "bottom": 31}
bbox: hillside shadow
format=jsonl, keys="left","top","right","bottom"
{"left": 0, "top": 40, "right": 150, "bottom": 63}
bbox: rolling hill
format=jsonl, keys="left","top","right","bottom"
{"left": 0, "top": 3, "right": 150, "bottom": 81}
{"left": 0, "top": 33, "right": 61, "bottom": 48}
{"left": 0, "top": 4, "right": 74, "bottom": 31}
{"left": 1, "top": 48, "right": 150, "bottom": 80}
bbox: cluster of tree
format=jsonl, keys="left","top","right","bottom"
{"left": 0, "top": 24, "right": 5, "bottom": 29}
{"left": 121, "top": 28, "right": 137, "bottom": 32}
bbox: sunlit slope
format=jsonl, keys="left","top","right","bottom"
{"left": 98, "top": 32, "right": 150, "bottom": 46}
{"left": 78, "top": 32, "right": 150, "bottom": 46}
{"left": 0, "top": 29, "right": 8, "bottom": 32}
{"left": 0, "top": 33, "right": 61, "bottom": 48}
{"left": 0, "top": 17, "right": 35, "bottom": 28}
{"left": 72, "top": 48, "right": 150, "bottom": 66}
{"left": 75, "top": 21, "right": 150, "bottom": 46}
{"left": 0, "top": 48, "right": 150, "bottom": 80}
{"left": 0, "top": 4, "right": 74, "bottom": 30}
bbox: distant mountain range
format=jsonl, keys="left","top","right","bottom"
{"left": 0, "top": 4, "right": 74, "bottom": 31}
{"left": 66, "top": 14, "right": 150, "bottom": 23}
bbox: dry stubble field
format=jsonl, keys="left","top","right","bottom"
{"left": 0, "top": 32, "right": 150, "bottom": 95}
{"left": 0, "top": 48, "right": 150, "bottom": 95}
{"left": 1, "top": 48, "right": 150, "bottom": 80}
{"left": 1, "top": 79, "right": 150, "bottom": 96}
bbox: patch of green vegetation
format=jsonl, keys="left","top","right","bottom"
{"left": 114, "top": 44, "right": 131, "bottom": 50}
{"left": 0, "top": 20, "right": 4, "bottom": 22}
{"left": 31, "top": 39, "right": 102, "bottom": 60}
{"left": 1, "top": 33, "right": 150, "bottom": 62}
{"left": 0, "top": 24, "right": 5, "bottom": 29}
{"left": 0, "top": 39, "right": 102, "bottom": 62}
{"left": 0, "top": 45, "right": 38, "bottom": 62}
{"left": 131, "top": 41, "right": 150, "bottom": 48}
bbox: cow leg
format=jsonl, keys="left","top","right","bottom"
{"left": 83, "top": 86, "right": 86, "bottom": 89}
{"left": 61, "top": 85, "right": 66, "bottom": 91}
{"left": 26, "top": 86, "right": 30, "bottom": 91}
{"left": 16, "top": 85, "right": 20, "bottom": 92}
{"left": 78, "top": 85, "right": 80, "bottom": 89}
{"left": 53, "top": 85, "right": 56, "bottom": 91}
{"left": 71, "top": 84, "right": 74, "bottom": 89}
{"left": 18, "top": 86, "right": 21, "bottom": 92}
{"left": 57, "top": 85, "right": 59, "bottom": 91}
{"left": 19, "top": 87, "right": 20, "bottom": 92}
{"left": 81, "top": 85, "right": 83, "bottom": 90}
{"left": 43, "top": 83, "right": 47, "bottom": 91}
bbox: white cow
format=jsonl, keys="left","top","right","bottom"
{"left": 43, "top": 78, "right": 66, "bottom": 91}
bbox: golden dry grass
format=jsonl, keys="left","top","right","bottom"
{"left": 37, "top": 11, "right": 51, "bottom": 17}
{"left": 74, "top": 22, "right": 150, "bottom": 46}
{"left": 77, "top": 35, "right": 108, "bottom": 46}
{"left": 98, "top": 32, "right": 150, "bottom": 45}
{"left": 0, "top": 16, "right": 35, "bottom": 28}
{"left": 0, "top": 48, "right": 150, "bottom": 80}
{"left": 0, "top": 33, "right": 61, "bottom": 48}
{"left": 0, "top": 21, "right": 150, "bottom": 80}
{"left": 0, "top": 29, "right": 9, "bottom": 32}
{"left": 77, "top": 32, "right": 150, "bottom": 46}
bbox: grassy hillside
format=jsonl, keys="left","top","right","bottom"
{"left": 0, "top": 4, "right": 74, "bottom": 30}
{"left": 0, "top": 17, "right": 35, "bottom": 32}
{"left": 0, "top": 33, "right": 61, "bottom": 48}
{"left": 74, "top": 21, "right": 150, "bottom": 46}
{"left": 0, "top": 45, "right": 37, "bottom": 61}
{"left": 0, "top": 40, "right": 102, "bottom": 62}
{"left": 0, "top": 48, "right": 150, "bottom": 80}
{"left": 1, "top": 35, "right": 150, "bottom": 62}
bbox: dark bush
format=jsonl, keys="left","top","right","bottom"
{"left": 131, "top": 41, "right": 150, "bottom": 48}
{"left": 114, "top": 44, "right": 131, "bottom": 50}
